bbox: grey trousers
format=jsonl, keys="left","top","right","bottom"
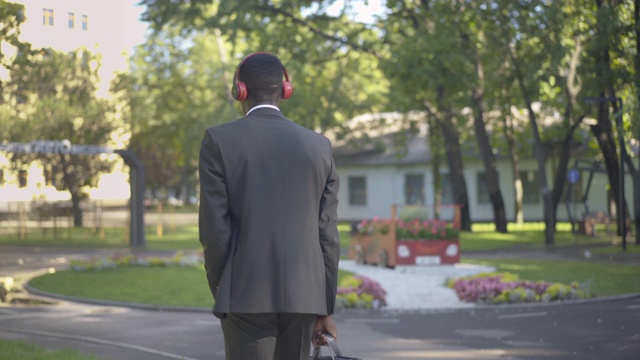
{"left": 220, "top": 313, "right": 316, "bottom": 360}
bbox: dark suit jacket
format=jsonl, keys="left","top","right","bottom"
{"left": 198, "top": 107, "right": 340, "bottom": 317}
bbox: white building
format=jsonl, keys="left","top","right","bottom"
{"left": 11, "top": 0, "right": 146, "bottom": 96}
{"left": 331, "top": 113, "right": 633, "bottom": 224}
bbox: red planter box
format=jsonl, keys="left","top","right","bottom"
{"left": 395, "top": 240, "right": 460, "bottom": 265}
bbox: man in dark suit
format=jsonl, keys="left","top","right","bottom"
{"left": 199, "top": 52, "right": 341, "bottom": 360}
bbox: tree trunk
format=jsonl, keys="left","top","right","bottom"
{"left": 635, "top": 157, "right": 640, "bottom": 244}
{"left": 429, "top": 116, "right": 443, "bottom": 220}
{"left": 502, "top": 109, "right": 523, "bottom": 224}
{"left": 551, "top": 118, "right": 585, "bottom": 225}
{"left": 634, "top": 0, "right": 640, "bottom": 244}
{"left": 460, "top": 28, "right": 507, "bottom": 232}
{"left": 627, "top": 155, "right": 640, "bottom": 244}
{"left": 60, "top": 154, "right": 83, "bottom": 227}
{"left": 471, "top": 86, "right": 507, "bottom": 232}
{"left": 592, "top": 0, "right": 628, "bottom": 237}
{"left": 526, "top": 105, "right": 555, "bottom": 245}
{"left": 433, "top": 104, "right": 471, "bottom": 231}
{"left": 509, "top": 50, "right": 555, "bottom": 245}
{"left": 71, "top": 192, "right": 83, "bottom": 227}
{"left": 590, "top": 106, "right": 624, "bottom": 235}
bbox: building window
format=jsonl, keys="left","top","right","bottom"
{"left": 404, "top": 174, "right": 425, "bottom": 205}
{"left": 440, "top": 173, "right": 454, "bottom": 204}
{"left": 519, "top": 170, "right": 540, "bottom": 204}
{"left": 68, "top": 12, "right": 75, "bottom": 29}
{"left": 43, "top": 9, "right": 54, "bottom": 26}
{"left": 348, "top": 176, "right": 367, "bottom": 206}
{"left": 82, "top": 15, "right": 88, "bottom": 30}
{"left": 476, "top": 171, "right": 499, "bottom": 204}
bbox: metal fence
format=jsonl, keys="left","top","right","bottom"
{"left": 0, "top": 200, "right": 128, "bottom": 240}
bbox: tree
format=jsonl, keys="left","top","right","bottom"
{"left": 458, "top": 1, "right": 509, "bottom": 232}
{"left": 113, "top": 28, "right": 238, "bottom": 202}
{"left": 483, "top": 0, "right": 596, "bottom": 244}
{"left": 137, "top": 0, "right": 640, "bottom": 243}
{"left": 0, "top": 1, "right": 28, "bottom": 100}
{"left": 380, "top": 0, "right": 486, "bottom": 231}
{"left": 2, "top": 48, "right": 117, "bottom": 226}
{"left": 582, "top": 0, "right": 639, "bottom": 244}
{"left": 129, "top": 1, "right": 390, "bottom": 206}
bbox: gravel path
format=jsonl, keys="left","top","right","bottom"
{"left": 338, "top": 260, "right": 495, "bottom": 310}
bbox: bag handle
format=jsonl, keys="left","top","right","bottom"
{"left": 312, "top": 334, "right": 343, "bottom": 359}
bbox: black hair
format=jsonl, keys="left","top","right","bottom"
{"left": 238, "top": 53, "right": 284, "bottom": 103}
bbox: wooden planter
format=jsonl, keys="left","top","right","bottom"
{"left": 350, "top": 232, "right": 396, "bottom": 267}
{"left": 350, "top": 234, "right": 460, "bottom": 267}
{"left": 349, "top": 204, "right": 463, "bottom": 267}
{"left": 395, "top": 240, "right": 460, "bottom": 265}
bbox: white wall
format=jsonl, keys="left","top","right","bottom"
{"left": 10, "top": 0, "right": 146, "bottom": 96}
{"left": 336, "top": 158, "right": 634, "bottom": 223}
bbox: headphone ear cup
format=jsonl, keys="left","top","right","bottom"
{"left": 234, "top": 81, "right": 248, "bottom": 101}
{"left": 281, "top": 80, "right": 293, "bottom": 100}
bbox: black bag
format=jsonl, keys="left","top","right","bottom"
{"left": 311, "top": 337, "right": 361, "bottom": 360}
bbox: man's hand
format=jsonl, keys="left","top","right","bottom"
{"left": 312, "top": 315, "right": 337, "bottom": 347}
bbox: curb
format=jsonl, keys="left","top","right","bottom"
{"left": 24, "top": 283, "right": 212, "bottom": 313}
{"left": 391, "top": 292, "right": 640, "bottom": 314}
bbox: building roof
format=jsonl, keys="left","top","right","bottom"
{"left": 333, "top": 132, "right": 433, "bottom": 167}
{"left": 330, "top": 109, "right": 592, "bottom": 168}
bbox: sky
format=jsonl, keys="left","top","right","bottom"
{"left": 131, "top": 0, "right": 387, "bottom": 43}
{"left": 326, "top": 0, "right": 387, "bottom": 23}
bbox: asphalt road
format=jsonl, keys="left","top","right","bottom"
{"left": 1, "top": 246, "right": 639, "bottom": 359}
{"left": 1, "top": 297, "right": 639, "bottom": 360}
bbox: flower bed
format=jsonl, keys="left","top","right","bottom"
{"left": 395, "top": 218, "right": 459, "bottom": 241}
{"left": 336, "top": 275, "right": 387, "bottom": 310}
{"left": 68, "top": 251, "right": 203, "bottom": 271}
{"left": 357, "top": 218, "right": 459, "bottom": 241}
{"left": 448, "top": 272, "right": 593, "bottom": 304}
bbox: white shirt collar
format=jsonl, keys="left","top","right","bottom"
{"left": 246, "top": 104, "right": 280, "bottom": 115}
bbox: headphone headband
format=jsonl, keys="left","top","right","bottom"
{"left": 232, "top": 52, "right": 293, "bottom": 101}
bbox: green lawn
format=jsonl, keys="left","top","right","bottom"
{"left": 2, "top": 224, "right": 351, "bottom": 251}
{"left": 590, "top": 243, "right": 640, "bottom": 255}
{"left": 459, "top": 222, "right": 620, "bottom": 252}
{"left": 0, "top": 225, "right": 201, "bottom": 250}
{"left": 28, "top": 267, "right": 354, "bottom": 308}
{"left": 0, "top": 338, "right": 103, "bottom": 360}
{"left": 28, "top": 266, "right": 213, "bottom": 307}
{"left": 339, "top": 221, "right": 626, "bottom": 253}
{"left": 3, "top": 221, "right": 636, "bottom": 264}
{"left": 7, "top": 220, "right": 640, "bottom": 302}
{"left": 463, "top": 258, "right": 640, "bottom": 296}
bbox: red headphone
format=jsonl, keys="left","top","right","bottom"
{"left": 232, "top": 52, "right": 293, "bottom": 101}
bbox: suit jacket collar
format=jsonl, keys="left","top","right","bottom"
{"left": 245, "top": 107, "right": 286, "bottom": 119}
{"left": 246, "top": 104, "right": 280, "bottom": 115}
